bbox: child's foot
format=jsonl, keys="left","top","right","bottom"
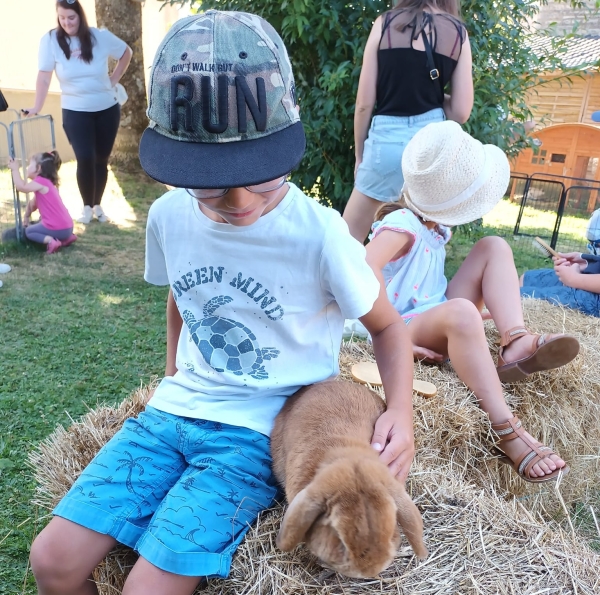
{"left": 76, "top": 205, "right": 93, "bottom": 224}
{"left": 93, "top": 205, "right": 109, "bottom": 223}
{"left": 497, "top": 327, "right": 579, "bottom": 382}
{"left": 0, "top": 263, "right": 11, "bottom": 274}
{"left": 491, "top": 416, "right": 568, "bottom": 482}
{"left": 61, "top": 234, "right": 78, "bottom": 247}
{"left": 46, "top": 238, "right": 62, "bottom": 254}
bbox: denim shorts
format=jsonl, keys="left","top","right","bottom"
{"left": 53, "top": 406, "right": 278, "bottom": 577}
{"left": 521, "top": 269, "right": 600, "bottom": 317}
{"left": 355, "top": 109, "right": 446, "bottom": 202}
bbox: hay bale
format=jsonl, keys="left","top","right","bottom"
{"left": 29, "top": 300, "right": 600, "bottom": 593}
{"left": 199, "top": 464, "right": 600, "bottom": 595}
{"left": 341, "top": 298, "right": 600, "bottom": 512}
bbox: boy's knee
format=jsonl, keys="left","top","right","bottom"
{"left": 30, "top": 533, "right": 64, "bottom": 587}
{"left": 30, "top": 528, "right": 82, "bottom": 591}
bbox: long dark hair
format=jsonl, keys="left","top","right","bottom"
{"left": 55, "top": 0, "right": 95, "bottom": 63}
{"left": 393, "top": 0, "right": 461, "bottom": 18}
{"left": 33, "top": 150, "right": 62, "bottom": 188}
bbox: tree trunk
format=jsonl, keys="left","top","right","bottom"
{"left": 95, "top": 0, "right": 147, "bottom": 171}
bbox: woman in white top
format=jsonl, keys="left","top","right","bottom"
{"left": 26, "top": 0, "right": 132, "bottom": 224}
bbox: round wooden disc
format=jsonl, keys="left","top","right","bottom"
{"left": 412, "top": 379, "right": 437, "bottom": 398}
{"left": 351, "top": 362, "right": 382, "bottom": 386}
{"left": 351, "top": 362, "right": 437, "bottom": 398}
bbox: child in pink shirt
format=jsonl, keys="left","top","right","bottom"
{"left": 8, "top": 151, "right": 76, "bottom": 254}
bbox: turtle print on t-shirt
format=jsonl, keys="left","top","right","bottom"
{"left": 183, "top": 295, "right": 280, "bottom": 380}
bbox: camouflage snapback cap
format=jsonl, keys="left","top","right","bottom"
{"left": 139, "top": 10, "right": 306, "bottom": 188}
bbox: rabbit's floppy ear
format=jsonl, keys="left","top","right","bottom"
{"left": 389, "top": 481, "right": 428, "bottom": 559}
{"left": 277, "top": 485, "right": 326, "bottom": 551}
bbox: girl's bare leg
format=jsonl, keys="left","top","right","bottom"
{"left": 342, "top": 188, "right": 382, "bottom": 243}
{"left": 30, "top": 517, "right": 117, "bottom": 595}
{"left": 408, "top": 299, "right": 566, "bottom": 477}
{"left": 122, "top": 558, "right": 201, "bottom": 595}
{"left": 446, "top": 236, "right": 555, "bottom": 364}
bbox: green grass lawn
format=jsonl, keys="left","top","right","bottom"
{"left": 444, "top": 198, "right": 591, "bottom": 279}
{"left": 0, "top": 168, "right": 596, "bottom": 593}
{"left": 0, "top": 164, "right": 168, "bottom": 594}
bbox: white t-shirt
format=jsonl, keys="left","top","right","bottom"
{"left": 145, "top": 184, "right": 380, "bottom": 436}
{"left": 371, "top": 208, "right": 451, "bottom": 320}
{"left": 586, "top": 208, "right": 600, "bottom": 242}
{"left": 38, "top": 28, "right": 127, "bottom": 112}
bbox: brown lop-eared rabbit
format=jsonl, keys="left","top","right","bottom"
{"left": 271, "top": 380, "right": 428, "bottom": 578}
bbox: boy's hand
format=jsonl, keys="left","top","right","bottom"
{"left": 371, "top": 408, "right": 415, "bottom": 482}
{"left": 555, "top": 262, "right": 581, "bottom": 287}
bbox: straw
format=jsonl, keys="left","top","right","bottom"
{"left": 28, "top": 300, "right": 600, "bottom": 593}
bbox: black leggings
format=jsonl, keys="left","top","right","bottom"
{"left": 62, "top": 104, "right": 120, "bottom": 207}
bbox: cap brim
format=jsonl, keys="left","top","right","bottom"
{"left": 139, "top": 121, "right": 306, "bottom": 188}
{"left": 405, "top": 144, "right": 510, "bottom": 227}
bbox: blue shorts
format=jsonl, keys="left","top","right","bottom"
{"left": 521, "top": 269, "right": 600, "bottom": 317}
{"left": 355, "top": 109, "right": 446, "bottom": 202}
{"left": 53, "top": 406, "right": 278, "bottom": 577}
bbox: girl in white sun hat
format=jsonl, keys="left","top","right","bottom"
{"left": 366, "top": 120, "right": 579, "bottom": 483}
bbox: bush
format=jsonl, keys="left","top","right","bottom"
{"left": 170, "top": 0, "right": 582, "bottom": 212}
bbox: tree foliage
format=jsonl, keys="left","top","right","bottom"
{"left": 166, "top": 0, "right": 586, "bottom": 211}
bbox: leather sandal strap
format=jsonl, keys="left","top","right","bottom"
{"left": 519, "top": 446, "right": 555, "bottom": 478}
{"left": 500, "top": 326, "right": 529, "bottom": 347}
{"left": 492, "top": 416, "right": 560, "bottom": 479}
{"left": 491, "top": 416, "right": 523, "bottom": 443}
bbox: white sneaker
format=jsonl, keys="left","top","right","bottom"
{"left": 93, "top": 205, "right": 109, "bottom": 223}
{"left": 76, "top": 205, "right": 93, "bottom": 224}
{"left": 0, "top": 263, "right": 11, "bottom": 274}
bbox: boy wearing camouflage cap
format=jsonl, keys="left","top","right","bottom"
{"left": 30, "top": 11, "right": 414, "bottom": 594}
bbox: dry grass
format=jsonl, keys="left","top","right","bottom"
{"left": 341, "top": 299, "right": 600, "bottom": 514}
{"left": 29, "top": 299, "right": 600, "bottom": 594}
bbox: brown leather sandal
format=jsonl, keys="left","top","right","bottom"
{"left": 491, "top": 416, "right": 569, "bottom": 483}
{"left": 496, "top": 326, "right": 579, "bottom": 383}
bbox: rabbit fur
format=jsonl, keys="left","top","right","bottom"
{"left": 271, "top": 380, "right": 427, "bottom": 578}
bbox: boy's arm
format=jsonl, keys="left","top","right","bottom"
{"left": 359, "top": 283, "right": 414, "bottom": 483}
{"left": 165, "top": 289, "right": 183, "bottom": 376}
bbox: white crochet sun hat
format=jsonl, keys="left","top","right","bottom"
{"left": 401, "top": 121, "right": 510, "bottom": 226}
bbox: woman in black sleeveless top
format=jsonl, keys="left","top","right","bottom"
{"left": 343, "top": 0, "right": 474, "bottom": 242}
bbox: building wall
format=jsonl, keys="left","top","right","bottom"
{"left": 0, "top": 0, "right": 188, "bottom": 161}
{"left": 535, "top": 0, "right": 600, "bottom": 36}
{"left": 528, "top": 73, "right": 600, "bottom": 127}
{"left": 513, "top": 124, "right": 600, "bottom": 182}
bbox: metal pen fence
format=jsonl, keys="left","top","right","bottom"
{"left": 0, "top": 120, "right": 20, "bottom": 239}
{"left": 0, "top": 113, "right": 56, "bottom": 242}
{"left": 489, "top": 171, "right": 600, "bottom": 259}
